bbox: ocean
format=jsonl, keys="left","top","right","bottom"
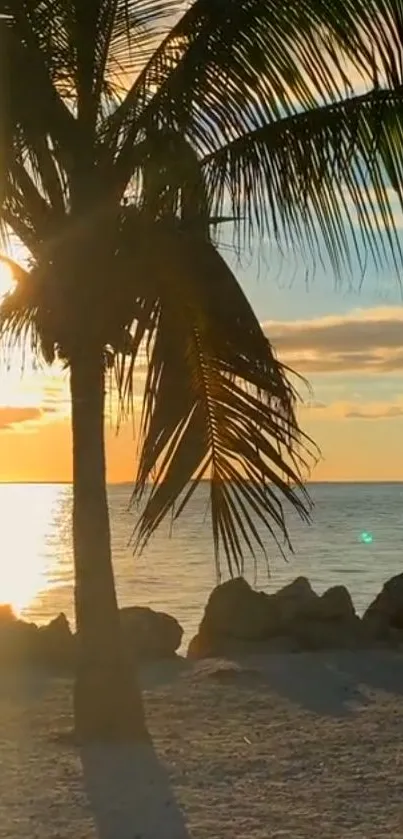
{"left": 1, "top": 482, "right": 402, "bottom": 647}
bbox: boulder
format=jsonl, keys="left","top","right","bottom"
{"left": 0, "top": 608, "right": 39, "bottom": 666}
{"left": 287, "top": 585, "right": 362, "bottom": 651}
{"left": 316, "top": 586, "right": 356, "bottom": 622}
{"left": 187, "top": 577, "right": 320, "bottom": 658}
{"left": 187, "top": 631, "right": 299, "bottom": 659}
{"left": 187, "top": 631, "right": 216, "bottom": 660}
{"left": 187, "top": 577, "right": 269, "bottom": 659}
{"left": 0, "top": 604, "right": 183, "bottom": 668}
{"left": 187, "top": 577, "right": 368, "bottom": 659}
{"left": 362, "top": 574, "right": 403, "bottom": 642}
{"left": 290, "top": 615, "right": 366, "bottom": 651}
{"left": 0, "top": 607, "right": 75, "bottom": 669}
{"left": 32, "top": 608, "right": 183, "bottom": 667}
{"left": 270, "top": 577, "right": 320, "bottom": 626}
{"left": 35, "top": 613, "right": 75, "bottom": 670}
{"left": 198, "top": 578, "right": 272, "bottom": 641}
{"left": 120, "top": 606, "right": 183, "bottom": 660}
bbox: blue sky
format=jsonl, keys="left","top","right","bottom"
{"left": 227, "top": 232, "right": 403, "bottom": 481}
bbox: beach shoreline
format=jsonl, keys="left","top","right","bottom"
{"left": 1, "top": 650, "right": 403, "bottom": 838}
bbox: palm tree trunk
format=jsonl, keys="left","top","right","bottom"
{"left": 70, "top": 350, "right": 148, "bottom": 742}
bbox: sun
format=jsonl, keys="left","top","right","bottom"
{"left": 0, "top": 261, "right": 16, "bottom": 299}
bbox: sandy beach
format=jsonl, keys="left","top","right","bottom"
{"left": 0, "top": 651, "right": 403, "bottom": 838}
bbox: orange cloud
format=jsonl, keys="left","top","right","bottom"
{"left": 0, "top": 403, "right": 63, "bottom": 432}
{"left": 0, "top": 406, "right": 43, "bottom": 430}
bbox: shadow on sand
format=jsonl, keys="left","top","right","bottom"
{"left": 207, "top": 648, "right": 403, "bottom": 717}
{"left": 330, "top": 648, "right": 403, "bottom": 698}
{"left": 80, "top": 741, "right": 191, "bottom": 839}
{"left": 203, "top": 654, "right": 366, "bottom": 716}
{"left": 252, "top": 652, "right": 368, "bottom": 716}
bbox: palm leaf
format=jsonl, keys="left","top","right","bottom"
{"left": 64, "top": 1, "right": 180, "bottom": 137}
{"left": 1, "top": 3, "right": 77, "bottom": 154}
{"left": 110, "top": 0, "right": 403, "bottom": 182}
{"left": 201, "top": 87, "right": 403, "bottom": 274}
{"left": 129, "top": 227, "right": 314, "bottom": 574}
{"left": 0, "top": 259, "right": 45, "bottom": 362}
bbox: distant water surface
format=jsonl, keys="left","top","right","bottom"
{"left": 1, "top": 482, "right": 402, "bottom": 646}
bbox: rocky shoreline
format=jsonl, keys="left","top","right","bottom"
{"left": 0, "top": 604, "right": 183, "bottom": 671}
{"left": 2, "top": 573, "right": 403, "bottom": 670}
{"left": 188, "top": 573, "right": 403, "bottom": 658}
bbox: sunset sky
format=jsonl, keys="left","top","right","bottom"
{"left": 0, "top": 219, "right": 402, "bottom": 483}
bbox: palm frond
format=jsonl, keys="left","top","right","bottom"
{"left": 2, "top": 4, "right": 77, "bottom": 151}
{"left": 0, "top": 269, "right": 39, "bottom": 362}
{"left": 201, "top": 87, "right": 403, "bottom": 274}
{"left": 109, "top": 0, "right": 403, "bottom": 190}
{"left": 107, "top": 1, "right": 182, "bottom": 71}
{"left": 0, "top": 256, "right": 57, "bottom": 365}
{"left": 66, "top": 1, "right": 179, "bottom": 137}
{"left": 129, "top": 227, "right": 314, "bottom": 574}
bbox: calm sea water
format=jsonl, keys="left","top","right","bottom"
{"left": 1, "top": 482, "right": 402, "bottom": 647}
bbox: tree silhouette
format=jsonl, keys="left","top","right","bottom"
{"left": 0, "top": 0, "right": 402, "bottom": 740}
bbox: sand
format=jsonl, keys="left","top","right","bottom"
{"left": 1, "top": 651, "right": 403, "bottom": 838}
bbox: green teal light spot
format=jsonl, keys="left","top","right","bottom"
{"left": 360, "top": 531, "right": 373, "bottom": 544}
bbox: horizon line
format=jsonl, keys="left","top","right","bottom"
{"left": 0, "top": 479, "right": 401, "bottom": 486}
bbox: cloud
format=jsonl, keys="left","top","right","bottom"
{"left": 0, "top": 407, "right": 42, "bottom": 430}
{"left": 300, "top": 398, "right": 403, "bottom": 421}
{"left": 304, "top": 400, "right": 327, "bottom": 410}
{"left": 0, "top": 404, "right": 64, "bottom": 432}
{"left": 345, "top": 406, "right": 403, "bottom": 420}
{"left": 263, "top": 306, "right": 403, "bottom": 374}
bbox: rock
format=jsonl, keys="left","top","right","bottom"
{"left": 198, "top": 578, "right": 272, "bottom": 641}
{"left": 0, "top": 604, "right": 183, "bottom": 669}
{"left": 187, "top": 577, "right": 320, "bottom": 658}
{"left": 287, "top": 585, "right": 362, "bottom": 650}
{"left": 363, "top": 574, "right": 403, "bottom": 641}
{"left": 35, "top": 613, "right": 75, "bottom": 670}
{"left": 261, "top": 635, "right": 301, "bottom": 653}
{"left": 187, "top": 631, "right": 299, "bottom": 659}
{"left": 0, "top": 613, "right": 38, "bottom": 666}
{"left": 0, "top": 607, "right": 75, "bottom": 671}
{"left": 188, "top": 577, "right": 274, "bottom": 658}
{"left": 120, "top": 606, "right": 183, "bottom": 660}
{"left": 188, "top": 577, "right": 273, "bottom": 658}
{"left": 290, "top": 615, "right": 366, "bottom": 651}
{"left": 187, "top": 576, "right": 370, "bottom": 659}
{"left": 270, "top": 577, "right": 320, "bottom": 626}
{"left": 187, "top": 632, "right": 215, "bottom": 660}
{"left": 317, "top": 586, "right": 356, "bottom": 622}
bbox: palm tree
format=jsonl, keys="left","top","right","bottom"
{"left": 1, "top": 0, "right": 403, "bottom": 741}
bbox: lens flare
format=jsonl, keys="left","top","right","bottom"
{"left": 360, "top": 531, "right": 373, "bottom": 544}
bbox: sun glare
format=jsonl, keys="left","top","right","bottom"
{"left": 0, "top": 485, "right": 58, "bottom": 616}
{"left": 0, "top": 554, "right": 44, "bottom": 615}
{"left": 0, "top": 261, "right": 16, "bottom": 299}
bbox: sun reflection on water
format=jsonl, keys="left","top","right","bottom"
{"left": 0, "top": 484, "right": 68, "bottom": 617}
{"left": 0, "top": 482, "right": 401, "bottom": 647}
